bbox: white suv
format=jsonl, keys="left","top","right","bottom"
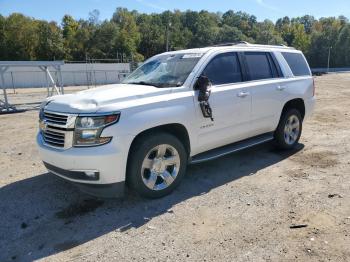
{"left": 37, "top": 42, "right": 315, "bottom": 198}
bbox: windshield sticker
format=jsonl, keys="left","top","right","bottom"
{"left": 182, "top": 53, "right": 203, "bottom": 59}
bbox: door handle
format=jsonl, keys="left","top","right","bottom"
{"left": 237, "top": 91, "right": 250, "bottom": 98}
{"left": 277, "top": 86, "right": 285, "bottom": 91}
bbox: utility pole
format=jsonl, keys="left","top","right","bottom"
{"left": 166, "top": 22, "right": 171, "bottom": 52}
{"left": 327, "top": 46, "right": 332, "bottom": 73}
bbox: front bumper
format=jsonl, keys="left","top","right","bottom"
{"left": 37, "top": 132, "right": 134, "bottom": 197}
{"left": 46, "top": 163, "right": 125, "bottom": 198}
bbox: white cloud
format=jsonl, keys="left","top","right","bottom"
{"left": 135, "top": 0, "right": 166, "bottom": 11}
{"left": 255, "top": 0, "right": 279, "bottom": 12}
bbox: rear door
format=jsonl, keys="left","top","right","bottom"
{"left": 195, "top": 52, "right": 252, "bottom": 152}
{"left": 241, "top": 51, "right": 286, "bottom": 135}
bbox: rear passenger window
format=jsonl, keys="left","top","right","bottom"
{"left": 244, "top": 52, "right": 274, "bottom": 80}
{"left": 282, "top": 52, "right": 311, "bottom": 76}
{"left": 203, "top": 52, "right": 242, "bottom": 85}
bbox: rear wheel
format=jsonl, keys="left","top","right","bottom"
{"left": 274, "top": 108, "right": 302, "bottom": 149}
{"left": 127, "top": 133, "right": 188, "bottom": 198}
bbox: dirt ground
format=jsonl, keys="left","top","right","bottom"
{"left": 0, "top": 73, "right": 349, "bottom": 262}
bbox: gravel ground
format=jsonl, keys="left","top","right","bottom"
{"left": 0, "top": 73, "right": 350, "bottom": 262}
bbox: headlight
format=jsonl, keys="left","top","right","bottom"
{"left": 73, "top": 113, "right": 120, "bottom": 147}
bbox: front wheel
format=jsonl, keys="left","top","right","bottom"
{"left": 274, "top": 108, "right": 303, "bottom": 149}
{"left": 127, "top": 133, "right": 188, "bottom": 198}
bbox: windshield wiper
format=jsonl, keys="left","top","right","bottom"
{"left": 126, "top": 81, "right": 160, "bottom": 87}
{"left": 126, "top": 81, "right": 181, "bottom": 88}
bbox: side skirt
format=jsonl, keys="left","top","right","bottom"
{"left": 190, "top": 132, "right": 274, "bottom": 164}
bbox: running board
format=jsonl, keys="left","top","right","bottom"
{"left": 190, "top": 133, "right": 274, "bottom": 164}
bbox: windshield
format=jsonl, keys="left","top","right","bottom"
{"left": 123, "top": 53, "right": 203, "bottom": 88}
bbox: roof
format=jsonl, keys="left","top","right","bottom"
{"left": 162, "top": 42, "right": 299, "bottom": 56}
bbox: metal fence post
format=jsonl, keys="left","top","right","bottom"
{"left": 0, "top": 68, "right": 9, "bottom": 111}
{"left": 57, "top": 65, "right": 64, "bottom": 94}
{"left": 43, "top": 66, "right": 50, "bottom": 97}
{"left": 10, "top": 71, "right": 15, "bottom": 94}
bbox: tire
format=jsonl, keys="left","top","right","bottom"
{"left": 274, "top": 108, "right": 303, "bottom": 150}
{"left": 126, "top": 132, "right": 188, "bottom": 198}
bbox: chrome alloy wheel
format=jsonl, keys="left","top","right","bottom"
{"left": 141, "top": 144, "right": 181, "bottom": 191}
{"left": 284, "top": 115, "right": 300, "bottom": 145}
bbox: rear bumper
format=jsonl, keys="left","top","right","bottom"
{"left": 304, "top": 96, "right": 316, "bottom": 120}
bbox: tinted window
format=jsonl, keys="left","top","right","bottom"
{"left": 244, "top": 52, "right": 273, "bottom": 80}
{"left": 282, "top": 52, "right": 310, "bottom": 76}
{"left": 203, "top": 53, "right": 242, "bottom": 85}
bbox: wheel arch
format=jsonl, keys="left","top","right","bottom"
{"left": 280, "top": 98, "right": 305, "bottom": 120}
{"left": 127, "top": 123, "right": 191, "bottom": 164}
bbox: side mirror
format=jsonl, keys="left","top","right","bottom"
{"left": 195, "top": 75, "right": 211, "bottom": 102}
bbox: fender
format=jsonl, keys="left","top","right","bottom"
{"left": 101, "top": 92, "right": 199, "bottom": 156}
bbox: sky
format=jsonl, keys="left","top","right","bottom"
{"left": 0, "top": 0, "right": 349, "bottom": 23}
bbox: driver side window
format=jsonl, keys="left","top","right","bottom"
{"left": 202, "top": 52, "right": 243, "bottom": 85}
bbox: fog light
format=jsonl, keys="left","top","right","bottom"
{"left": 84, "top": 171, "right": 99, "bottom": 179}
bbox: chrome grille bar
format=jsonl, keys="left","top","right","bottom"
{"left": 44, "top": 112, "right": 68, "bottom": 125}
{"left": 41, "top": 111, "right": 76, "bottom": 149}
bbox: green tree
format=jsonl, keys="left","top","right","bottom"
{"left": 190, "top": 10, "right": 220, "bottom": 47}
{"left": 334, "top": 24, "right": 350, "bottom": 67}
{"left": 88, "top": 21, "right": 119, "bottom": 58}
{"left": 255, "top": 19, "right": 285, "bottom": 45}
{"left": 61, "top": 15, "right": 79, "bottom": 60}
{"left": 35, "top": 21, "right": 65, "bottom": 60}
{"left": 167, "top": 10, "right": 193, "bottom": 50}
{"left": 222, "top": 10, "right": 257, "bottom": 38}
{"left": 216, "top": 24, "right": 251, "bottom": 44}
{"left": 2, "top": 13, "right": 38, "bottom": 60}
{"left": 307, "top": 17, "right": 342, "bottom": 67}
{"left": 0, "top": 15, "right": 5, "bottom": 59}
{"left": 73, "top": 20, "right": 94, "bottom": 60}
{"left": 112, "top": 8, "right": 143, "bottom": 61}
{"left": 62, "top": 15, "right": 79, "bottom": 38}
{"left": 0, "top": 8, "right": 349, "bottom": 67}
{"left": 137, "top": 14, "right": 165, "bottom": 57}
{"left": 291, "top": 24, "right": 311, "bottom": 52}
{"left": 291, "top": 15, "right": 316, "bottom": 34}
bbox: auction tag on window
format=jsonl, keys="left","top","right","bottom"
{"left": 182, "top": 53, "right": 203, "bottom": 59}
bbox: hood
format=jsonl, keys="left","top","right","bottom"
{"left": 45, "top": 84, "right": 172, "bottom": 113}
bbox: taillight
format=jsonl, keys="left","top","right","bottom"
{"left": 312, "top": 78, "right": 316, "bottom": 97}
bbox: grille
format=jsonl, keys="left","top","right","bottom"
{"left": 43, "top": 112, "right": 68, "bottom": 125}
{"left": 41, "top": 111, "right": 73, "bottom": 148}
{"left": 42, "top": 129, "right": 65, "bottom": 148}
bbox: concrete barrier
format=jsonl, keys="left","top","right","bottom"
{"left": 1, "top": 63, "right": 131, "bottom": 88}
{"left": 311, "top": 67, "right": 350, "bottom": 73}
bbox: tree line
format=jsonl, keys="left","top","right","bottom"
{"left": 0, "top": 8, "right": 349, "bottom": 68}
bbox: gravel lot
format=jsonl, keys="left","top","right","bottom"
{"left": 1, "top": 73, "right": 350, "bottom": 262}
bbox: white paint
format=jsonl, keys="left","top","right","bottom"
{"left": 38, "top": 44, "right": 315, "bottom": 188}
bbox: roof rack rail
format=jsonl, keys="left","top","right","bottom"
{"left": 211, "top": 42, "right": 295, "bottom": 50}
{"left": 212, "top": 41, "right": 250, "bottom": 47}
